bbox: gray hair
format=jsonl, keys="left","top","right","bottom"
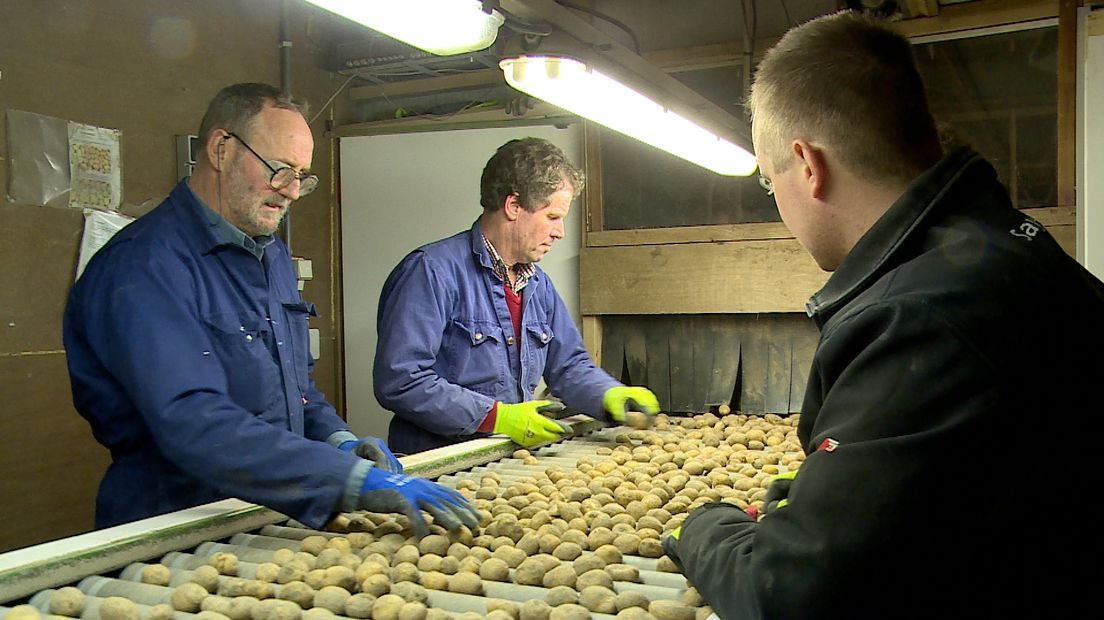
{"left": 196, "top": 83, "right": 309, "bottom": 162}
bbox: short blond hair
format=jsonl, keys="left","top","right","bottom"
{"left": 748, "top": 11, "right": 942, "bottom": 183}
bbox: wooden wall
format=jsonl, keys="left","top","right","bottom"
{"left": 0, "top": 0, "right": 347, "bottom": 552}
{"left": 598, "top": 314, "right": 819, "bottom": 416}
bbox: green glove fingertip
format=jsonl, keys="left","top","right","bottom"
{"left": 772, "top": 469, "right": 799, "bottom": 483}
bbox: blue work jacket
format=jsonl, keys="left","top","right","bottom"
{"left": 374, "top": 219, "right": 619, "bottom": 454}
{"left": 64, "top": 181, "right": 359, "bottom": 529}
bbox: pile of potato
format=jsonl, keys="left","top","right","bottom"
{"left": 22, "top": 412, "right": 802, "bottom": 620}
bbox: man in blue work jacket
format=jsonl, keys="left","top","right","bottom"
{"left": 374, "top": 137, "right": 660, "bottom": 454}
{"left": 64, "top": 83, "right": 477, "bottom": 537}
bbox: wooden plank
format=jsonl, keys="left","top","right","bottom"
{"left": 584, "top": 121, "right": 604, "bottom": 234}
{"left": 668, "top": 318, "right": 695, "bottom": 412}
{"left": 587, "top": 221, "right": 795, "bottom": 247}
{"left": 737, "top": 321, "right": 766, "bottom": 414}
{"left": 593, "top": 316, "right": 624, "bottom": 382}
{"left": 348, "top": 69, "right": 502, "bottom": 100}
{"left": 789, "top": 329, "right": 818, "bottom": 414}
{"left": 692, "top": 316, "right": 718, "bottom": 411}
{"left": 1056, "top": 0, "right": 1077, "bottom": 207}
{"left": 710, "top": 331, "right": 741, "bottom": 410}
{"left": 644, "top": 319, "right": 671, "bottom": 413}
{"left": 580, "top": 240, "right": 829, "bottom": 315}
{"left": 764, "top": 338, "right": 793, "bottom": 415}
{"left": 582, "top": 315, "right": 603, "bottom": 366}
{"left": 1023, "top": 205, "right": 1075, "bottom": 226}
{"left": 1048, "top": 224, "right": 1077, "bottom": 258}
{"left": 623, "top": 324, "right": 648, "bottom": 388}
{"left": 894, "top": 0, "right": 1058, "bottom": 38}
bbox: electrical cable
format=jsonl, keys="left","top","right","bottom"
{"left": 554, "top": 0, "right": 641, "bottom": 54}
{"left": 309, "top": 74, "right": 358, "bottom": 126}
{"left": 740, "top": 0, "right": 757, "bottom": 96}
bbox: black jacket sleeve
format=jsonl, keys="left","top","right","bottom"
{"left": 671, "top": 300, "right": 1030, "bottom": 619}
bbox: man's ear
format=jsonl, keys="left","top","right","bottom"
{"left": 792, "top": 139, "right": 828, "bottom": 200}
{"left": 206, "top": 131, "right": 228, "bottom": 171}
{"left": 503, "top": 193, "right": 522, "bottom": 221}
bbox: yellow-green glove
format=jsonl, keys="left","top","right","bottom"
{"left": 602, "top": 386, "right": 660, "bottom": 423}
{"left": 660, "top": 526, "right": 684, "bottom": 572}
{"left": 493, "top": 400, "right": 568, "bottom": 448}
{"left": 760, "top": 469, "right": 798, "bottom": 519}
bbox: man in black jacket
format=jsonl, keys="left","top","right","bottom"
{"left": 661, "top": 11, "right": 1104, "bottom": 619}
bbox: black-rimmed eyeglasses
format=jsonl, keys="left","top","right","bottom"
{"left": 758, "top": 174, "right": 774, "bottom": 196}
{"left": 228, "top": 132, "right": 319, "bottom": 197}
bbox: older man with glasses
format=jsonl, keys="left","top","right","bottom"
{"left": 63, "top": 83, "right": 478, "bottom": 537}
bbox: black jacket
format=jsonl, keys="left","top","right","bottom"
{"left": 672, "top": 148, "right": 1104, "bottom": 618}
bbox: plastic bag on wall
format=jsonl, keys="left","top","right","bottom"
{"left": 6, "top": 109, "right": 71, "bottom": 208}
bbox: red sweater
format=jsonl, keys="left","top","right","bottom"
{"left": 478, "top": 281, "right": 523, "bottom": 432}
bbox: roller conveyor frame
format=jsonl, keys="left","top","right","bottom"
{"left": 0, "top": 414, "right": 605, "bottom": 605}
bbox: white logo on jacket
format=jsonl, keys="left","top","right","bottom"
{"left": 1010, "top": 218, "right": 1041, "bottom": 240}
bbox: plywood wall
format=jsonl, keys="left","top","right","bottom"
{"left": 0, "top": 0, "right": 348, "bottom": 552}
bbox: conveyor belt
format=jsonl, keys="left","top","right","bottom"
{"left": 2, "top": 413, "right": 797, "bottom": 619}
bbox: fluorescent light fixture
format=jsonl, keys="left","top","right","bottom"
{"left": 500, "top": 55, "right": 758, "bottom": 176}
{"left": 305, "top": 0, "right": 505, "bottom": 56}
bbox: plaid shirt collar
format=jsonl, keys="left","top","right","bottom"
{"left": 482, "top": 233, "right": 535, "bottom": 294}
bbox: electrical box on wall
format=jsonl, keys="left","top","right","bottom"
{"left": 176, "top": 134, "right": 199, "bottom": 180}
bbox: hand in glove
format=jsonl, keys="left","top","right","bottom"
{"left": 357, "top": 468, "right": 480, "bottom": 538}
{"left": 760, "top": 469, "right": 798, "bottom": 519}
{"left": 339, "top": 436, "right": 403, "bottom": 474}
{"left": 493, "top": 401, "right": 569, "bottom": 448}
{"left": 602, "top": 386, "right": 660, "bottom": 423}
{"left": 661, "top": 525, "right": 685, "bottom": 573}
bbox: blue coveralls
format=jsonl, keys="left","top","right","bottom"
{"left": 374, "top": 220, "right": 619, "bottom": 454}
{"left": 64, "top": 181, "right": 360, "bottom": 529}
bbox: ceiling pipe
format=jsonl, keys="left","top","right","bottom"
{"left": 279, "top": 0, "right": 293, "bottom": 250}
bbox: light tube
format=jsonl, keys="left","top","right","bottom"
{"left": 305, "top": 0, "right": 505, "bottom": 56}
{"left": 500, "top": 55, "right": 758, "bottom": 176}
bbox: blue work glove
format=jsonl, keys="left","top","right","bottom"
{"left": 339, "top": 436, "right": 403, "bottom": 474}
{"left": 602, "top": 386, "right": 660, "bottom": 424}
{"left": 357, "top": 468, "right": 481, "bottom": 538}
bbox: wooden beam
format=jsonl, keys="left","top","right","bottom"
{"left": 641, "top": 40, "right": 777, "bottom": 73}
{"left": 904, "top": 0, "right": 941, "bottom": 18}
{"left": 588, "top": 222, "right": 794, "bottom": 247}
{"left": 327, "top": 102, "right": 573, "bottom": 137}
{"left": 583, "top": 121, "right": 604, "bottom": 234}
{"left": 892, "top": 0, "right": 1058, "bottom": 39}
{"left": 580, "top": 239, "right": 828, "bottom": 315}
{"left": 1022, "top": 205, "right": 1075, "bottom": 226}
{"left": 1056, "top": 0, "right": 1077, "bottom": 207}
{"left": 348, "top": 69, "right": 502, "bottom": 101}
{"left": 582, "top": 316, "right": 602, "bottom": 365}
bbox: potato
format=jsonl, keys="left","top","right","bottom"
{"left": 447, "top": 571, "right": 483, "bottom": 595}
{"left": 172, "top": 582, "right": 209, "bottom": 612}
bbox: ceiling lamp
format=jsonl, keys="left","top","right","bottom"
{"left": 500, "top": 55, "right": 758, "bottom": 176}
{"left": 305, "top": 0, "right": 505, "bottom": 56}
